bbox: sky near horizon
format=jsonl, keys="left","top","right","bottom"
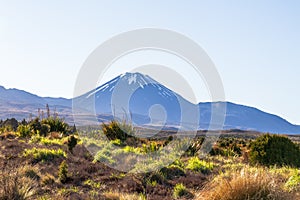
{"left": 0, "top": 1, "right": 300, "bottom": 124}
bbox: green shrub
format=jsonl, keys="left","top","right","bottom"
{"left": 249, "top": 134, "right": 300, "bottom": 167}
{"left": 186, "top": 157, "right": 213, "bottom": 173}
{"left": 29, "top": 135, "right": 63, "bottom": 146}
{"left": 111, "top": 139, "right": 122, "bottom": 146}
{"left": 93, "top": 143, "right": 115, "bottom": 164}
{"left": 41, "top": 117, "right": 69, "bottom": 135}
{"left": 160, "top": 166, "right": 185, "bottom": 179}
{"left": 17, "top": 125, "right": 32, "bottom": 138}
{"left": 101, "top": 120, "right": 135, "bottom": 142}
{"left": 173, "top": 183, "right": 190, "bottom": 199}
{"left": 147, "top": 171, "right": 166, "bottom": 185}
{"left": 29, "top": 118, "right": 42, "bottom": 134}
{"left": 186, "top": 137, "right": 204, "bottom": 156}
{"left": 285, "top": 171, "right": 300, "bottom": 191}
{"left": 23, "top": 148, "right": 66, "bottom": 162}
{"left": 67, "top": 135, "right": 78, "bottom": 152}
{"left": 58, "top": 160, "right": 68, "bottom": 183}
{"left": 83, "top": 179, "right": 102, "bottom": 189}
{"left": 39, "top": 124, "right": 50, "bottom": 136}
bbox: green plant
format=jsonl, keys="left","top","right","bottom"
{"left": 111, "top": 138, "right": 122, "bottom": 146}
{"left": 141, "top": 142, "right": 160, "bottom": 153}
{"left": 249, "top": 134, "right": 300, "bottom": 167}
{"left": 67, "top": 135, "right": 78, "bottom": 152}
{"left": 285, "top": 171, "right": 300, "bottom": 191}
{"left": 160, "top": 166, "right": 185, "bottom": 180}
{"left": 93, "top": 143, "right": 115, "bottom": 164}
{"left": 83, "top": 179, "right": 102, "bottom": 189}
{"left": 39, "top": 124, "right": 50, "bottom": 136}
{"left": 58, "top": 160, "right": 68, "bottom": 183}
{"left": 29, "top": 135, "right": 63, "bottom": 146}
{"left": 186, "top": 137, "right": 204, "bottom": 156}
{"left": 41, "top": 117, "right": 69, "bottom": 135}
{"left": 29, "top": 118, "right": 42, "bottom": 134}
{"left": 173, "top": 183, "right": 190, "bottom": 199}
{"left": 101, "top": 120, "right": 135, "bottom": 142}
{"left": 186, "top": 157, "right": 213, "bottom": 173}
{"left": 23, "top": 148, "right": 66, "bottom": 162}
{"left": 110, "top": 172, "right": 126, "bottom": 180}
{"left": 17, "top": 125, "right": 32, "bottom": 138}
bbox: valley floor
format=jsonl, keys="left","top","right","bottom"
{"left": 0, "top": 130, "right": 300, "bottom": 199}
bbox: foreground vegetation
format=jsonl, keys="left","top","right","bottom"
{"left": 1, "top": 114, "right": 300, "bottom": 199}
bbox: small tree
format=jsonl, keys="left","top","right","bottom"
{"left": 29, "top": 118, "right": 41, "bottom": 134}
{"left": 40, "top": 124, "right": 50, "bottom": 137}
{"left": 67, "top": 135, "right": 78, "bottom": 153}
{"left": 58, "top": 160, "right": 68, "bottom": 183}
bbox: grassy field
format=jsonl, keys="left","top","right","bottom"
{"left": 1, "top": 118, "right": 300, "bottom": 200}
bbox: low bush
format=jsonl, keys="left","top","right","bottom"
{"left": 41, "top": 117, "right": 69, "bottom": 135}
{"left": 186, "top": 157, "right": 213, "bottom": 173}
{"left": 101, "top": 120, "right": 136, "bottom": 142}
{"left": 173, "top": 183, "right": 190, "bottom": 199}
{"left": 285, "top": 171, "right": 300, "bottom": 192}
{"left": 93, "top": 143, "right": 115, "bottom": 164}
{"left": 160, "top": 166, "right": 185, "bottom": 180}
{"left": 249, "top": 134, "right": 300, "bottom": 167}
{"left": 23, "top": 148, "right": 66, "bottom": 162}
{"left": 29, "top": 135, "right": 63, "bottom": 146}
{"left": 17, "top": 125, "right": 32, "bottom": 138}
{"left": 67, "top": 135, "right": 78, "bottom": 152}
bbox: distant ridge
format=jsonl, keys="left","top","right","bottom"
{"left": 1, "top": 72, "right": 300, "bottom": 134}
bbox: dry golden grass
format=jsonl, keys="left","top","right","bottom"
{"left": 196, "top": 166, "right": 294, "bottom": 200}
{"left": 103, "top": 190, "right": 146, "bottom": 200}
{"left": 0, "top": 165, "right": 37, "bottom": 200}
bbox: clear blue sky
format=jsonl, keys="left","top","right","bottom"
{"left": 0, "top": 1, "right": 299, "bottom": 124}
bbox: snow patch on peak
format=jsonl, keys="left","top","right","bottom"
{"left": 128, "top": 73, "right": 137, "bottom": 84}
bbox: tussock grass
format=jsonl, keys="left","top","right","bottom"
{"left": 103, "top": 190, "right": 146, "bottom": 200}
{"left": 0, "top": 166, "right": 36, "bottom": 200}
{"left": 173, "top": 183, "right": 191, "bottom": 199}
{"left": 196, "top": 166, "right": 294, "bottom": 200}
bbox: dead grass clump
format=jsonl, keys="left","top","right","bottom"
{"left": 196, "top": 166, "right": 294, "bottom": 200}
{"left": 103, "top": 190, "right": 146, "bottom": 200}
{"left": 0, "top": 166, "right": 36, "bottom": 200}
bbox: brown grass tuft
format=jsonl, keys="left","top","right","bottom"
{"left": 0, "top": 165, "right": 36, "bottom": 200}
{"left": 196, "top": 166, "right": 294, "bottom": 200}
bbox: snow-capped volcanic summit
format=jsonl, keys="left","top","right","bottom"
{"left": 1, "top": 72, "right": 300, "bottom": 133}
{"left": 72, "top": 72, "right": 300, "bottom": 134}
{"left": 81, "top": 72, "right": 194, "bottom": 127}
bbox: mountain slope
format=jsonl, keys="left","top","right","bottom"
{"left": 0, "top": 86, "right": 72, "bottom": 121}
{"left": 1, "top": 73, "right": 300, "bottom": 134}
